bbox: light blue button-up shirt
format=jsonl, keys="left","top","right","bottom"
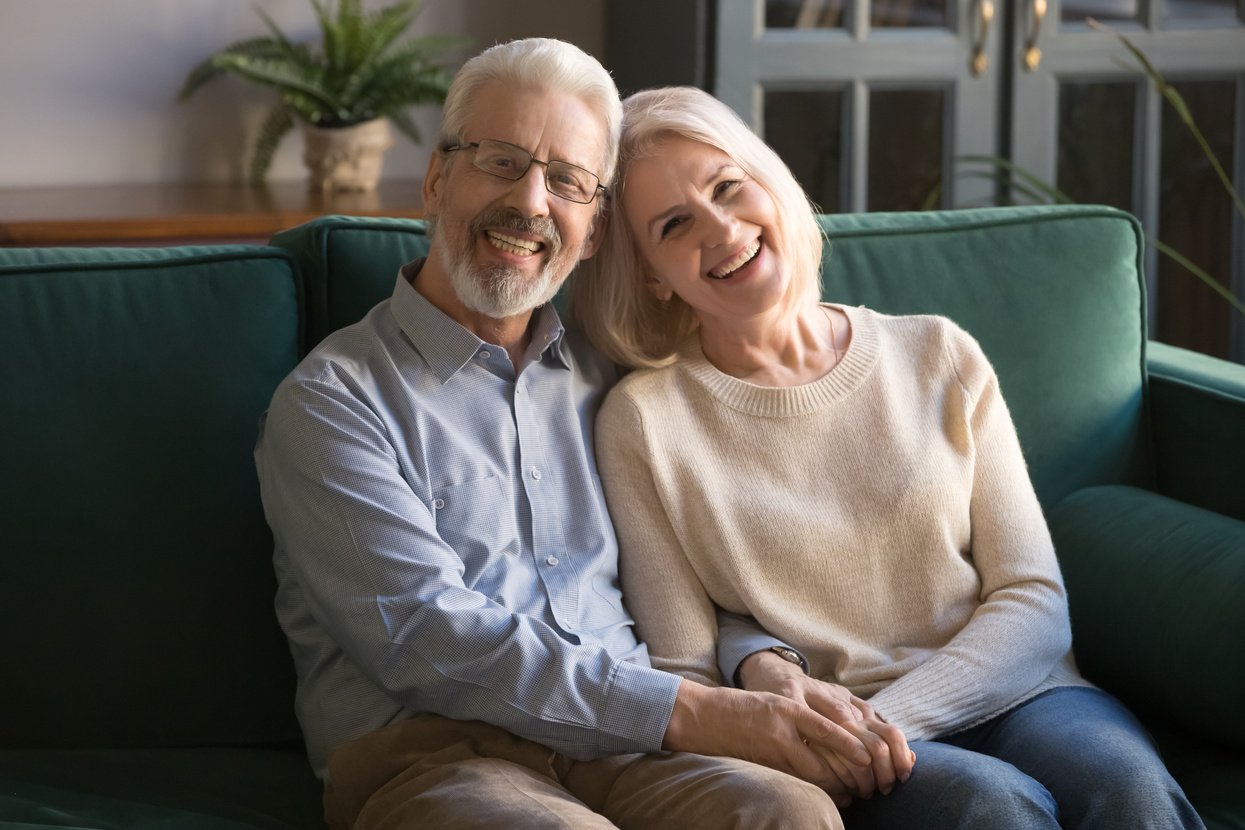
{"left": 255, "top": 263, "right": 681, "bottom": 779}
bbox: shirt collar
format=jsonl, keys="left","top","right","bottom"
{"left": 389, "top": 259, "right": 570, "bottom": 383}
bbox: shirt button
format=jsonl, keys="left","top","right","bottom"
{"left": 546, "top": 555, "right": 559, "bottom": 566}
{"left": 432, "top": 498, "right": 445, "bottom": 510}
{"left": 478, "top": 349, "right": 491, "bottom": 360}
{"left": 530, "top": 468, "right": 542, "bottom": 480}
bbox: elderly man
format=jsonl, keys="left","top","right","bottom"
{"left": 256, "top": 38, "right": 881, "bottom": 830}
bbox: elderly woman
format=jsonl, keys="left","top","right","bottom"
{"left": 570, "top": 86, "right": 1203, "bottom": 830}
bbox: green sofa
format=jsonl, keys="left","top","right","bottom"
{"left": 1, "top": 204, "right": 1241, "bottom": 829}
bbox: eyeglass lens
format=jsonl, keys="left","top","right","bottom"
{"left": 471, "top": 140, "right": 599, "bottom": 204}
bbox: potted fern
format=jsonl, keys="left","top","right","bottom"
{"left": 179, "top": 0, "right": 462, "bottom": 191}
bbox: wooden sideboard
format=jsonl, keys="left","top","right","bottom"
{"left": 0, "top": 180, "right": 426, "bottom": 246}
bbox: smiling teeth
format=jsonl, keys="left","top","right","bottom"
{"left": 710, "top": 240, "right": 760, "bottom": 279}
{"left": 488, "top": 231, "right": 542, "bottom": 255}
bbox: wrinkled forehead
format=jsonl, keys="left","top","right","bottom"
{"left": 462, "top": 81, "right": 610, "bottom": 175}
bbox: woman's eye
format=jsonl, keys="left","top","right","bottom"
{"left": 660, "top": 216, "right": 687, "bottom": 239}
{"left": 715, "top": 180, "right": 742, "bottom": 199}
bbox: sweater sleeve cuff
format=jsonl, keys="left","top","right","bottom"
{"left": 598, "top": 660, "right": 681, "bottom": 752}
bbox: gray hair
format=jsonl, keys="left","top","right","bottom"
{"left": 439, "top": 38, "right": 622, "bottom": 187}
{"left": 570, "top": 86, "right": 825, "bottom": 369}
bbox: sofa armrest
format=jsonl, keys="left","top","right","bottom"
{"left": 1148, "top": 341, "right": 1245, "bottom": 522}
{"left": 1048, "top": 485, "right": 1245, "bottom": 748}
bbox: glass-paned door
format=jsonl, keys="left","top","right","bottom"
{"left": 1010, "top": 0, "right": 1245, "bottom": 360}
{"left": 717, "top": 0, "right": 1002, "bottom": 212}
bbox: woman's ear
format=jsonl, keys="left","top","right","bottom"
{"left": 646, "top": 274, "right": 674, "bottom": 303}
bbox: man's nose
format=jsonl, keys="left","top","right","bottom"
{"left": 501, "top": 163, "right": 552, "bottom": 218}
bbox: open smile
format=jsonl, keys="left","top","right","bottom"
{"left": 486, "top": 230, "right": 545, "bottom": 257}
{"left": 709, "top": 239, "right": 761, "bottom": 279}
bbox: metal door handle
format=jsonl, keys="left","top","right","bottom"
{"left": 1023, "top": 0, "right": 1047, "bottom": 71}
{"left": 970, "top": 0, "right": 995, "bottom": 76}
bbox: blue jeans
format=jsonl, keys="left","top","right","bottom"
{"left": 842, "top": 686, "right": 1204, "bottom": 830}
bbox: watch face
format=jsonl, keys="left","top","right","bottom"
{"left": 772, "top": 647, "right": 801, "bottom": 664}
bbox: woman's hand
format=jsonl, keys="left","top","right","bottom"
{"left": 739, "top": 650, "right": 916, "bottom": 800}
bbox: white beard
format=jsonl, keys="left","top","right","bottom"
{"left": 429, "top": 208, "right": 579, "bottom": 319}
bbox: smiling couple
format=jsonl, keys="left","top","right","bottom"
{"left": 255, "top": 37, "right": 1202, "bottom": 830}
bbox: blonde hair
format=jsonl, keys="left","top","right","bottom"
{"left": 439, "top": 38, "right": 622, "bottom": 189}
{"left": 570, "top": 86, "right": 824, "bottom": 369}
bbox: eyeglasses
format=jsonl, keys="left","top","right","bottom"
{"left": 443, "top": 139, "right": 606, "bottom": 205}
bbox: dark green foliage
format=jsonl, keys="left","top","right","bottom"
{"left": 178, "top": 0, "right": 464, "bottom": 184}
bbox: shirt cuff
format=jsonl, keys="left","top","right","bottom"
{"left": 719, "top": 635, "right": 808, "bottom": 689}
{"left": 598, "top": 659, "right": 682, "bottom": 753}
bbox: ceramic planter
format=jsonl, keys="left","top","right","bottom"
{"left": 301, "top": 118, "right": 393, "bottom": 192}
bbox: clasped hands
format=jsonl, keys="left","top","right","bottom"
{"left": 663, "top": 651, "right": 915, "bottom": 807}
{"left": 737, "top": 649, "right": 915, "bottom": 806}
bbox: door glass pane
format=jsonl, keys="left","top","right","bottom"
{"left": 1165, "top": 0, "right": 1240, "bottom": 23}
{"left": 765, "top": 0, "right": 947, "bottom": 29}
{"left": 1057, "top": 81, "right": 1137, "bottom": 211}
{"left": 765, "top": 89, "right": 845, "bottom": 213}
{"left": 873, "top": 0, "right": 947, "bottom": 27}
{"left": 1062, "top": 0, "right": 1139, "bottom": 24}
{"left": 766, "top": 0, "right": 846, "bottom": 29}
{"left": 868, "top": 88, "right": 944, "bottom": 211}
{"left": 1157, "top": 79, "right": 1236, "bottom": 359}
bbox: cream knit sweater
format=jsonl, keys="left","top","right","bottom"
{"left": 596, "top": 305, "right": 1089, "bottom": 741}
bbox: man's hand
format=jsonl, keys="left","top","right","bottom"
{"left": 738, "top": 650, "right": 916, "bottom": 798}
{"left": 662, "top": 678, "right": 873, "bottom": 805}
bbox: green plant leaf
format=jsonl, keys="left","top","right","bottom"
{"left": 177, "top": 37, "right": 288, "bottom": 100}
{"left": 1154, "top": 240, "right": 1245, "bottom": 317}
{"left": 179, "top": 0, "right": 459, "bottom": 177}
{"left": 212, "top": 54, "right": 342, "bottom": 112}
{"left": 387, "top": 110, "right": 422, "bottom": 145}
{"left": 1092, "top": 20, "right": 1245, "bottom": 222}
{"left": 249, "top": 102, "right": 296, "bottom": 185}
{"left": 958, "top": 155, "right": 1076, "bottom": 204}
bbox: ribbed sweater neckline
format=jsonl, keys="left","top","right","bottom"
{"left": 678, "top": 304, "right": 881, "bottom": 417}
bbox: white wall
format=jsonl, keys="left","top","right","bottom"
{"left": 0, "top": 0, "right": 604, "bottom": 187}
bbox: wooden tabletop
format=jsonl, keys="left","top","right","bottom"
{"left": 0, "top": 179, "right": 426, "bottom": 246}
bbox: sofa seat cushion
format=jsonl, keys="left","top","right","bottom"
{"left": 0, "top": 748, "right": 323, "bottom": 829}
{"left": 1048, "top": 485, "right": 1245, "bottom": 746}
{"left": 1149, "top": 722, "right": 1245, "bottom": 830}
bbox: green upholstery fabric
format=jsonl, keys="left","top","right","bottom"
{"left": 0, "top": 748, "right": 323, "bottom": 829}
{"left": 817, "top": 205, "right": 1151, "bottom": 510}
{"left": 3, "top": 205, "right": 1239, "bottom": 829}
{"left": 1048, "top": 485, "right": 1245, "bottom": 744}
{"left": 269, "top": 215, "right": 430, "bottom": 351}
{"left": 1148, "top": 341, "right": 1245, "bottom": 522}
{"left": 0, "top": 246, "right": 303, "bottom": 750}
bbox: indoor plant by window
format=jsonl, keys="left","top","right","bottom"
{"left": 179, "top": 0, "right": 461, "bottom": 191}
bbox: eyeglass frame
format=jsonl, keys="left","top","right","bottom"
{"left": 441, "top": 138, "right": 607, "bottom": 205}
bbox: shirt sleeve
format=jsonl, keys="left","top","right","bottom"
{"left": 596, "top": 388, "right": 723, "bottom": 688}
{"left": 866, "top": 324, "right": 1073, "bottom": 739}
{"left": 256, "top": 369, "right": 679, "bottom": 760}
{"left": 716, "top": 610, "right": 809, "bottom": 688}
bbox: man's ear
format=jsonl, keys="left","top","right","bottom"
{"left": 423, "top": 150, "right": 447, "bottom": 215}
{"left": 579, "top": 199, "right": 609, "bottom": 261}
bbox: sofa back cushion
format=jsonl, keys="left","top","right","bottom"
{"left": 818, "top": 205, "right": 1151, "bottom": 508}
{"left": 273, "top": 205, "right": 1151, "bottom": 510}
{"left": 270, "top": 215, "right": 431, "bottom": 350}
{"left": 0, "top": 246, "right": 304, "bottom": 749}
